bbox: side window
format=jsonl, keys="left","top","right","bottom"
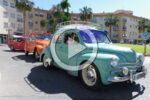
{"left": 13, "top": 38, "right": 17, "bottom": 42}
{"left": 17, "top": 38, "right": 23, "bottom": 42}
{"left": 64, "top": 32, "right": 79, "bottom": 45}
{"left": 29, "top": 35, "right": 35, "bottom": 41}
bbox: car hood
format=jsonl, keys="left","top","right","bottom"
{"left": 86, "top": 43, "right": 136, "bottom": 63}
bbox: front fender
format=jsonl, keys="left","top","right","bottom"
{"left": 77, "top": 53, "right": 119, "bottom": 85}
{"left": 40, "top": 47, "right": 51, "bottom": 62}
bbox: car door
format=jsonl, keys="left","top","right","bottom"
{"left": 17, "top": 38, "right": 25, "bottom": 50}
{"left": 61, "top": 30, "right": 81, "bottom": 66}
{"left": 13, "top": 38, "right": 18, "bottom": 49}
{"left": 28, "top": 34, "right": 36, "bottom": 53}
{"left": 55, "top": 33, "right": 64, "bottom": 64}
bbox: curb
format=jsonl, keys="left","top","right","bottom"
{"left": 144, "top": 55, "right": 150, "bottom": 57}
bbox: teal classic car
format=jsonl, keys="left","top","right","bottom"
{"left": 40, "top": 21, "right": 147, "bottom": 89}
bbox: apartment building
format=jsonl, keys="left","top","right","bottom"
{"left": 0, "top": 0, "right": 23, "bottom": 43}
{"left": 71, "top": 10, "right": 147, "bottom": 43}
{"left": 24, "top": 8, "right": 51, "bottom": 36}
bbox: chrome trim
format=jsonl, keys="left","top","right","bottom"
{"left": 118, "top": 66, "right": 141, "bottom": 69}
{"left": 119, "top": 62, "right": 137, "bottom": 65}
{"left": 107, "top": 76, "right": 129, "bottom": 82}
{"left": 108, "top": 67, "right": 147, "bottom": 83}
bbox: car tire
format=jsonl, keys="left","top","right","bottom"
{"left": 25, "top": 50, "right": 29, "bottom": 56}
{"left": 42, "top": 54, "right": 52, "bottom": 69}
{"left": 10, "top": 45, "right": 15, "bottom": 51}
{"left": 34, "top": 49, "right": 39, "bottom": 60}
{"left": 79, "top": 63, "right": 102, "bottom": 90}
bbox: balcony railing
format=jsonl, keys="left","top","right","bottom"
{"left": 122, "top": 18, "right": 127, "bottom": 22}
{"left": 17, "top": 28, "right": 23, "bottom": 32}
{"left": 122, "top": 26, "right": 127, "bottom": 30}
{"left": 113, "top": 26, "right": 119, "bottom": 31}
{"left": 17, "top": 18, "right": 23, "bottom": 22}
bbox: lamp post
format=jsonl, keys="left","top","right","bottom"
{"left": 6, "top": 28, "right": 12, "bottom": 42}
{"left": 122, "top": 33, "right": 127, "bottom": 43}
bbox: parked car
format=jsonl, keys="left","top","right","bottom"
{"left": 40, "top": 21, "right": 147, "bottom": 89}
{"left": 24, "top": 32, "right": 51, "bottom": 59}
{"left": 146, "top": 43, "right": 150, "bottom": 46}
{"left": 8, "top": 36, "right": 28, "bottom": 51}
{"left": 138, "top": 43, "right": 145, "bottom": 45}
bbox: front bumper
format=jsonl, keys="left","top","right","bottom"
{"left": 107, "top": 67, "right": 147, "bottom": 83}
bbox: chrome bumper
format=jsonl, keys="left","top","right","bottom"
{"left": 107, "top": 68, "right": 147, "bottom": 83}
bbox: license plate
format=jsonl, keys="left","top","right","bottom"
{"left": 133, "top": 72, "right": 146, "bottom": 80}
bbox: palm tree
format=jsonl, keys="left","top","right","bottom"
{"left": 15, "top": 0, "right": 34, "bottom": 36}
{"left": 60, "top": 0, "right": 70, "bottom": 15}
{"left": 48, "top": 4, "right": 64, "bottom": 33}
{"left": 138, "top": 19, "right": 149, "bottom": 54}
{"left": 105, "top": 14, "right": 119, "bottom": 39}
{"left": 79, "top": 6, "right": 93, "bottom": 21}
{"left": 138, "top": 19, "right": 149, "bottom": 33}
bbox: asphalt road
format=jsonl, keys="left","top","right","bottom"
{"left": 0, "top": 44, "right": 150, "bottom": 100}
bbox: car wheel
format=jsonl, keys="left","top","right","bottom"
{"left": 25, "top": 50, "right": 29, "bottom": 56}
{"left": 10, "top": 45, "right": 14, "bottom": 51}
{"left": 80, "top": 64, "right": 102, "bottom": 89}
{"left": 43, "top": 54, "right": 51, "bottom": 69}
{"left": 34, "top": 49, "right": 39, "bottom": 60}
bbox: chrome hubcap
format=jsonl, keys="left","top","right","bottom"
{"left": 82, "top": 65, "right": 97, "bottom": 86}
{"left": 43, "top": 55, "right": 49, "bottom": 67}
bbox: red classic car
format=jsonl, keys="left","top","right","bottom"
{"left": 24, "top": 32, "right": 51, "bottom": 59}
{"left": 8, "top": 36, "right": 28, "bottom": 51}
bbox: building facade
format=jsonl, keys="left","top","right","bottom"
{"left": 0, "top": 0, "right": 23, "bottom": 43}
{"left": 71, "top": 10, "right": 147, "bottom": 43}
{"left": 24, "top": 8, "right": 51, "bottom": 36}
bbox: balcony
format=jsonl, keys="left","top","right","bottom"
{"left": 47, "top": 14, "right": 51, "bottom": 20}
{"left": 113, "top": 26, "right": 119, "bottom": 31}
{"left": 28, "top": 13, "right": 33, "bottom": 18}
{"left": 28, "top": 22, "right": 33, "bottom": 27}
{"left": 17, "top": 18, "right": 23, "bottom": 22}
{"left": 17, "top": 27, "right": 23, "bottom": 32}
{"left": 122, "top": 25, "right": 127, "bottom": 31}
{"left": 113, "top": 33, "right": 119, "bottom": 38}
{"left": 122, "top": 18, "right": 127, "bottom": 22}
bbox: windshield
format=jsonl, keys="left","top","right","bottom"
{"left": 80, "top": 30, "right": 110, "bottom": 43}
{"left": 36, "top": 35, "right": 51, "bottom": 40}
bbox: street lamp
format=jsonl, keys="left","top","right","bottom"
{"left": 6, "top": 28, "right": 12, "bottom": 42}
{"left": 122, "top": 33, "right": 127, "bottom": 43}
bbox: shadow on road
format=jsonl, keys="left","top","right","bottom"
{"left": 12, "top": 55, "right": 37, "bottom": 63}
{"left": 26, "top": 66, "right": 145, "bottom": 100}
{"left": 3, "top": 49, "right": 24, "bottom": 53}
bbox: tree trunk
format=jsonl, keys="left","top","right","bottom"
{"left": 23, "top": 11, "right": 26, "bottom": 36}
{"left": 109, "top": 25, "right": 112, "bottom": 39}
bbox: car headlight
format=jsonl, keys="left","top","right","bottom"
{"left": 111, "top": 58, "right": 118, "bottom": 67}
{"left": 140, "top": 55, "right": 145, "bottom": 62}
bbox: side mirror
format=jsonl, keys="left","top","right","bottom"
{"left": 103, "top": 30, "right": 108, "bottom": 35}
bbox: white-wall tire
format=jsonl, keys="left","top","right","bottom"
{"left": 43, "top": 54, "right": 51, "bottom": 69}
{"left": 80, "top": 64, "right": 102, "bottom": 89}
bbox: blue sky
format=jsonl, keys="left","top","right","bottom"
{"left": 32, "top": 0, "right": 150, "bottom": 19}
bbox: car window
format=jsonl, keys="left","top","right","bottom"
{"left": 13, "top": 38, "right": 17, "bottom": 42}
{"left": 64, "top": 32, "right": 79, "bottom": 45}
{"left": 80, "top": 30, "right": 110, "bottom": 44}
{"left": 17, "top": 38, "right": 23, "bottom": 42}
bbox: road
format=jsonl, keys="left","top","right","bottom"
{"left": 0, "top": 44, "right": 149, "bottom": 100}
